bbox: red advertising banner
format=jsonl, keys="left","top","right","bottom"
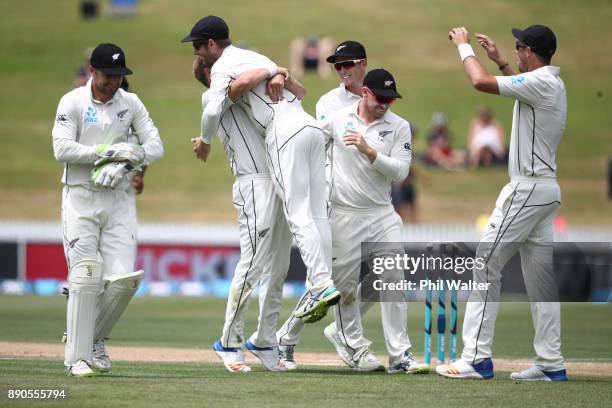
{"left": 25, "top": 243, "right": 240, "bottom": 281}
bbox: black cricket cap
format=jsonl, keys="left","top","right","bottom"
{"left": 363, "top": 69, "right": 402, "bottom": 99}
{"left": 181, "top": 15, "right": 229, "bottom": 42}
{"left": 326, "top": 40, "right": 367, "bottom": 63}
{"left": 512, "top": 24, "right": 557, "bottom": 58}
{"left": 90, "top": 43, "right": 133, "bottom": 75}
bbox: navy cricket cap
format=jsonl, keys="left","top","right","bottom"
{"left": 90, "top": 43, "right": 133, "bottom": 75}
{"left": 181, "top": 15, "right": 229, "bottom": 42}
{"left": 512, "top": 24, "right": 557, "bottom": 58}
{"left": 363, "top": 69, "right": 402, "bottom": 99}
{"left": 326, "top": 40, "right": 367, "bottom": 63}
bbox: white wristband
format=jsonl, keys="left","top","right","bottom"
{"left": 457, "top": 43, "right": 476, "bottom": 62}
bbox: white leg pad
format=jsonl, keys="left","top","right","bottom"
{"left": 65, "top": 260, "right": 102, "bottom": 366}
{"left": 94, "top": 270, "right": 144, "bottom": 340}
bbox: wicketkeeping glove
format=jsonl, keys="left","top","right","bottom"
{"left": 91, "top": 161, "right": 136, "bottom": 189}
{"left": 94, "top": 143, "right": 145, "bottom": 166}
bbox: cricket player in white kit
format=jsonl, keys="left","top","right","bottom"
{"left": 183, "top": 16, "right": 340, "bottom": 325}
{"left": 52, "top": 43, "right": 163, "bottom": 377}
{"left": 190, "top": 56, "right": 299, "bottom": 372}
{"left": 279, "top": 68, "right": 429, "bottom": 373}
{"left": 437, "top": 25, "right": 568, "bottom": 381}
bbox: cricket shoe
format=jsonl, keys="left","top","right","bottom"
{"left": 388, "top": 351, "right": 430, "bottom": 374}
{"left": 352, "top": 347, "right": 385, "bottom": 372}
{"left": 213, "top": 340, "right": 251, "bottom": 373}
{"left": 323, "top": 323, "right": 355, "bottom": 368}
{"left": 294, "top": 285, "right": 341, "bottom": 323}
{"left": 278, "top": 345, "right": 298, "bottom": 371}
{"left": 510, "top": 365, "right": 568, "bottom": 382}
{"left": 67, "top": 360, "right": 95, "bottom": 377}
{"left": 92, "top": 339, "right": 111, "bottom": 372}
{"left": 436, "top": 358, "right": 494, "bottom": 379}
{"left": 245, "top": 340, "right": 288, "bottom": 372}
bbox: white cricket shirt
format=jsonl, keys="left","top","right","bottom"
{"left": 496, "top": 65, "right": 566, "bottom": 179}
{"left": 52, "top": 79, "right": 164, "bottom": 187}
{"left": 202, "top": 90, "right": 268, "bottom": 177}
{"left": 315, "top": 83, "right": 361, "bottom": 121}
{"left": 321, "top": 102, "right": 412, "bottom": 209}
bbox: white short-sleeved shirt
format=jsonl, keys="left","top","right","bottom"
{"left": 321, "top": 103, "right": 412, "bottom": 209}
{"left": 52, "top": 79, "right": 164, "bottom": 187}
{"left": 202, "top": 91, "right": 268, "bottom": 177}
{"left": 315, "top": 83, "right": 361, "bottom": 121}
{"left": 496, "top": 65, "right": 566, "bottom": 179}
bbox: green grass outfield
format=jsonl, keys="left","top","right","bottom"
{"left": 0, "top": 296, "right": 611, "bottom": 407}
{"left": 0, "top": 1, "right": 611, "bottom": 224}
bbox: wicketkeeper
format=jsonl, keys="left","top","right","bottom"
{"left": 52, "top": 43, "right": 163, "bottom": 377}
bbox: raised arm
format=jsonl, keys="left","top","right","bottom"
{"left": 448, "top": 27, "right": 500, "bottom": 95}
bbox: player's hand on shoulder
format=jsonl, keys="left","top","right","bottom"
{"left": 191, "top": 137, "right": 211, "bottom": 162}
{"left": 266, "top": 74, "right": 285, "bottom": 103}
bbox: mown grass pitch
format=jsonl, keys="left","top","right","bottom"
{"left": 2, "top": 359, "right": 611, "bottom": 408}
{"left": 0, "top": 296, "right": 611, "bottom": 407}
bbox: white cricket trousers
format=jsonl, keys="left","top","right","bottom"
{"left": 266, "top": 111, "right": 334, "bottom": 294}
{"left": 278, "top": 204, "right": 411, "bottom": 365}
{"left": 61, "top": 185, "right": 137, "bottom": 365}
{"left": 220, "top": 175, "right": 292, "bottom": 348}
{"left": 461, "top": 177, "right": 565, "bottom": 371}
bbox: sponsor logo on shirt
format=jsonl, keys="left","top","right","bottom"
{"left": 511, "top": 75, "right": 526, "bottom": 85}
{"left": 56, "top": 114, "right": 68, "bottom": 123}
{"left": 117, "top": 109, "right": 129, "bottom": 120}
{"left": 404, "top": 142, "right": 411, "bottom": 151}
{"left": 345, "top": 121, "right": 355, "bottom": 130}
{"left": 84, "top": 106, "right": 98, "bottom": 123}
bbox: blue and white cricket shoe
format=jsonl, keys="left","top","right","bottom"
{"left": 436, "top": 358, "right": 494, "bottom": 379}
{"left": 510, "top": 365, "right": 568, "bottom": 381}
{"left": 213, "top": 340, "right": 251, "bottom": 373}
{"left": 245, "top": 339, "right": 288, "bottom": 372}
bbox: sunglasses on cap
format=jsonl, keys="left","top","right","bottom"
{"left": 333, "top": 59, "right": 364, "bottom": 71}
{"left": 366, "top": 88, "right": 396, "bottom": 105}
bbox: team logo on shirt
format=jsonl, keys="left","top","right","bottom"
{"left": 84, "top": 106, "right": 98, "bottom": 123}
{"left": 379, "top": 130, "right": 393, "bottom": 138}
{"left": 511, "top": 75, "right": 526, "bottom": 85}
{"left": 117, "top": 109, "right": 129, "bottom": 120}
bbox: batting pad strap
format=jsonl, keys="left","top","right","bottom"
{"left": 94, "top": 270, "right": 144, "bottom": 340}
{"left": 457, "top": 43, "right": 476, "bottom": 62}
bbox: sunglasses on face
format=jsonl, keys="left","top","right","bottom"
{"left": 334, "top": 59, "right": 363, "bottom": 71}
{"left": 515, "top": 42, "right": 528, "bottom": 51}
{"left": 193, "top": 40, "right": 207, "bottom": 50}
{"left": 366, "top": 88, "right": 396, "bottom": 105}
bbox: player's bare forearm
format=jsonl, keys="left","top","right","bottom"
{"left": 449, "top": 27, "right": 500, "bottom": 95}
{"left": 285, "top": 76, "right": 307, "bottom": 100}
{"left": 228, "top": 68, "right": 270, "bottom": 102}
{"left": 474, "top": 33, "right": 516, "bottom": 76}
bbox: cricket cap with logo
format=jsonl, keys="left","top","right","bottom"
{"left": 363, "top": 68, "right": 402, "bottom": 98}
{"left": 512, "top": 24, "right": 557, "bottom": 58}
{"left": 90, "top": 43, "right": 133, "bottom": 75}
{"left": 325, "top": 40, "right": 367, "bottom": 63}
{"left": 181, "top": 15, "right": 230, "bottom": 42}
